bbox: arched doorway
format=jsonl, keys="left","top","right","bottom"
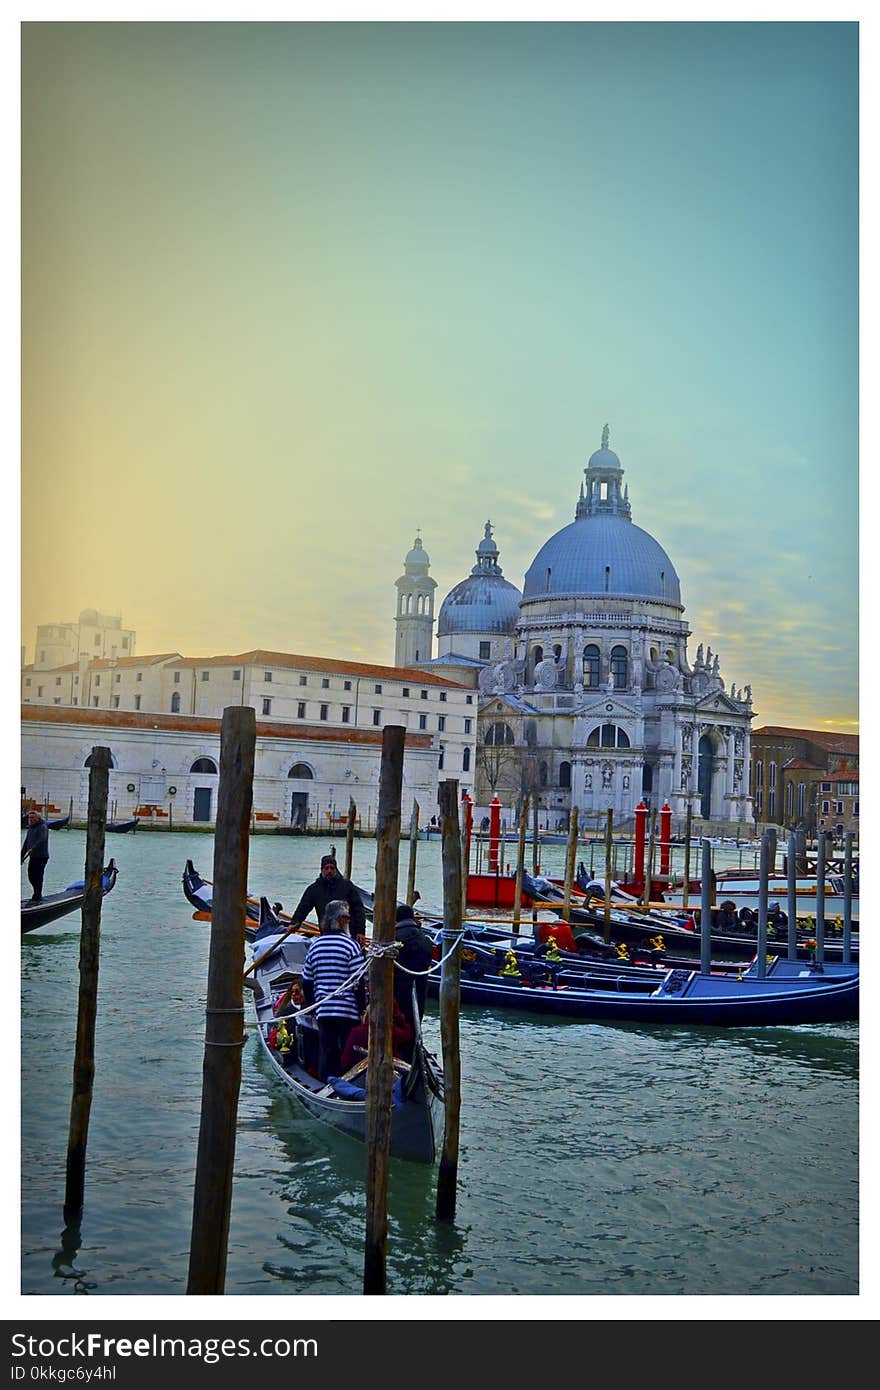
{"left": 698, "top": 735, "right": 713, "bottom": 818}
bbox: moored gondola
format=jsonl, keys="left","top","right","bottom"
{"left": 21, "top": 860, "right": 119, "bottom": 934}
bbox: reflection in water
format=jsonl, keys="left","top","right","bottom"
{"left": 51, "top": 1219, "right": 96, "bottom": 1294}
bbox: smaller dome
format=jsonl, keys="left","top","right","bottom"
{"left": 405, "top": 536, "right": 429, "bottom": 566}
{"left": 587, "top": 447, "right": 621, "bottom": 471}
{"left": 437, "top": 574, "right": 522, "bottom": 636}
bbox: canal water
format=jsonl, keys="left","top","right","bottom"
{"left": 20, "top": 829, "right": 859, "bottom": 1299}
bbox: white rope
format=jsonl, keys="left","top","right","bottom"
{"left": 393, "top": 932, "right": 463, "bottom": 976}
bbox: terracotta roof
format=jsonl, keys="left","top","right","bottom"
{"left": 89, "top": 653, "right": 180, "bottom": 670}
{"left": 781, "top": 759, "right": 821, "bottom": 771}
{"left": 820, "top": 774, "right": 859, "bottom": 785}
{"left": 21, "top": 704, "right": 434, "bottom": 748}
{"left": 23, "top": 662, "right": 79, "bottom": 674}
{"left": 753, "top": 726, "right": 859, "bottom": 754}
{"left": 165, "top": 649, "right": 468, "bottom": 688}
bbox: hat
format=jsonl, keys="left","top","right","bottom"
{"left": 396, "top": 904, "right": 415, "bottom": 922}
{"left": 320, "top": 854, "right": 337, "bottom": 869}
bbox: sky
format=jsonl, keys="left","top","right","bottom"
{"left": 20, "top": 20, "right": 859, "bottom": 731}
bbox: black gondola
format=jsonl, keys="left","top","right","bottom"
{"left": 105, "top": 818, "right": 140, "bottom": 833}
{"left": 21, "top": 860, "right": 119, "bottom": 934}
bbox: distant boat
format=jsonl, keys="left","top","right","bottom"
{"left": 21, "top": 860, "right": 118, "bottom": 934}
{"left": 105, "top": 817, "right": 140, "bottom": 834}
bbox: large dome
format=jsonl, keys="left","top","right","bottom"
{"left": 522, "top": 514, "right": 681, "bottom": 605}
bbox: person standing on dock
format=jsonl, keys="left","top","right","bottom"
{"left": 301, "top": 900, "right": 365, "bottom": 1080}
{"left": 291, "top": 853, "right": 367, "bottom": 936}
{"left": 21, "top": 811, "right": 50, "bottom": 904}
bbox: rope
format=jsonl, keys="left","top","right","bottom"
{"left": 393, "top": 933, "right": 463, "bottom": 976}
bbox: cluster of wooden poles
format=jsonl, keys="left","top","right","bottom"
{"left": 59, "top": 711, "right": 467, "bottom": 1299}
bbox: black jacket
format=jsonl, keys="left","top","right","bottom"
{"left": 291, "top": 873, "right": 366, "bottom": 935}
{"left": 21, "top": 819, "right": 50, "bottom": 862}
{"left": 393, "top": 917, "right": 435, "bottom": 1022}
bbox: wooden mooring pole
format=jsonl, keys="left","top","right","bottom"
{"left": 363, "top": 726, "right": 405, "bottom": 1296}
{"left": 511, "top": 799, "right": 528, "bottom": 936}
{"left": 187, "top": 706, "right": 256, "bottom": 1295}
{"left": 562, "top": 806, "right": 579, "bottom": 925}
{"left": 787, "top": 832, "right": 798, "bottom": 961}
{"left": 64, "top": 745, "right": 110, "bottom": 1220}
{"left": 406, "top": 800, "right": 420, "bottom": 906}
{"left": 344, "top": 797, "right": 357, "bottom": 882}
{"left": 437, "top": 779, "right": 463, "bottom": 1223}
{"left": 682, "top": 801, "right": 693, "bottom": 913}
{"left": 603, "top": 808, "right": 613, "bottom": 943}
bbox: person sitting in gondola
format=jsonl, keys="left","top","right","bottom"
{"left": 715, "top": 900, "right": 739, "bottom": 932}
{"left": 738, "top": 906, "right": 757, "bottom": 932}
{"left": 338, "top": 999, "right": 413, "bottom": 1074}
{"left": 767, "top": 903, "right": 787, "bottom": 935}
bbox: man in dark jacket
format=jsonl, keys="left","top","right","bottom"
{"left": 21, "top": 812, "right": 50, "bottom": 904}
{"left": 392, "top": 904, "right": 435, "bottom": 1055}
{"left": 291, "top": 854, "right": 366, "bottom": 936}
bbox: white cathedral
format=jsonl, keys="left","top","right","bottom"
{"left": 394, "top": 428, "right": 754, "bottom": 832}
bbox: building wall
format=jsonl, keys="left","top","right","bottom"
{"left": 21, "top": 711, "right": 439, "bottom": 830}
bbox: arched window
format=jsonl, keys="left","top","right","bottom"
{"left": 586, "top": 724, "right": 630, "bottom": 749}
{"left": 288, "top": 763, "right": 314, "bottom": 779}
{"left": 539, "top": 761, "right": 548, "bottom": 788}
{"left": 170, "top": 692, "right": 181, "bottom": 713}
{"left": 559, "top": 761, "right": 571, "bottom": 789}
{"left": 531, "top": 645, "right": 543, "bottom": 679}
{"left": 190, "top": 757, "right": 218, "bottom": 774}
{"left": 484, "top": 722, "right": 515, "bottom": 746}
{"left": 462, "top": 746, "right": 471, "bottom": 772}
{"left": 611, "top": 645, "right": 628, "bottom": 689}
{"left": 553, "top": 644, "right": 562, "bottom": 662}
{"left": 84, "top": 751, "right": 117, "bottom": 768}
{"left": 583, "top": 645, "right": 600, "bottom": 688}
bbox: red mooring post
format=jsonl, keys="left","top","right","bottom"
{"left": 633, "top": 801, "right": 648, "bottom": 890}
{"left": 488, "top": 795, "right": 502, "bottom": 874}
{"left": 659, "top": 802, "right": 672, "bottom": 878}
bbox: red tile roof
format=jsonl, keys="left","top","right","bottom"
{"left": 89, "top": 654, "right": 180, "bottom": 670}
{"left": 21, "top": 704, "right": 434, "bottom": 748}
{"left": 165, "top": 650, "right": 468, "bottom": 687}
{"left": 753, "top": 726, "right": 859, "bottom": 755}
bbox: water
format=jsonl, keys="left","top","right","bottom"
{"left": 21, "top": 829, "right": 859, "bottom": 1297}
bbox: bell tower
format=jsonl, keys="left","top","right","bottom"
{"left": 394, "top": 533, "right": 436, "bottom": 667}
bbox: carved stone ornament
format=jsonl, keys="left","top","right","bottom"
{"left": 585, "top": 773, "right": 592, "bottom": 791}
{"left": 656, "top": 662, "right": 680, "bottom": 693}
{"left": 690, "top": 671, "right": 708, "bottom": 696}
{"left": 622, "top": 774, "right": 630, "bottom": 790}
{"left": 601, "top": 762, "right": 614, "bottom": 789}
{"left": 534, "top": 658, "right": 558, "bottom": 691}
{"left": 478, "top": 665, "right": 496, "bottom": 696}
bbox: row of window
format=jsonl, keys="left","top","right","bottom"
{"left": 527, "top": 643, "right": 630, "bottom": 688}
{"left": 821, "top": 800, "right": 859, "bottom": 816}
{"left": 483, "top": 721, "right": 630, "bottom": 749}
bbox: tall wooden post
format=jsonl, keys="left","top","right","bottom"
{"left": 187, "top": 708, "right": 255, "bottom": 1293}
{"left": 511, "top": 799, "right": 528, "bottom": 936}
{"left": 437, "top": 779, "right": 462, "bottom": 1222}
{"left": 64, "top": 745, "right": 110, "bottom": 1220}
{"left": 787, "top": 832, "right": 798, "bottom": 961}
{"left": 531, "top": 794, "right": 540, "bottom": 873}
{"left": 842, "top": 831, "right": 853, "bottom": 965}
{"left": 755, "top": 830, "right": 769, "bottom": 979}
{"left": 562, "top": 806, "right": 579, "bottom": 924}
{"left": 603, "top": 808, "right": 613, "bottom": 943}
{"left": 700, "top": 838, "right": 712, "bottom": 976}
{"left": 642, "top": 808, "right": 657, "bottom": 908}
{"left": 815, "top": 830, "right": 827, "bottom": 967}
{"left": 682, "top": 801, "right": 693, "bottom": 913}
{"left": 344, "top": 798, "right": 357, "bottom": 882}
{"left": 363, "top": 726, "right": 405, "bottom": 1296}
{"left": 406, "top": 800, "right": 420, "bottom": 907}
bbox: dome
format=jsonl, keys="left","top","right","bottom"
{"left": 587, "top": 446, "right": 621, "bottom": 471}
{"left": 403, "top": 536, "right": 430, "bottom": 570}
{"left": 437, "top": 521, "right": 522, "bottom": 637}
{"left": 522, "top": 514, "right": 681, "bottom": 605}
{"left": 437, "top": 572, "right": 522, "bottom": 636}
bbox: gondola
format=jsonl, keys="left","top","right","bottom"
{"left": 105, "top": 817, "right": 139, "bottom": 834}
{"left": 425, "top": 937, "right": 858, "bottom": 1026}
{"left": 248, "top": 902, "right": 444, "bottom": 1163}
{"left": 560, "top": 894, "right": 859, "bottom": 964}
{"left": 21, "top": 813, "right": 70, "bottom": 831}
{"left": 21, "top": 860, "right": 119, "bottom": 934}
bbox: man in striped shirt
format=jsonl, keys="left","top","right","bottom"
{"left": 301, "top": 899, "right": 365, "bottom": 1081}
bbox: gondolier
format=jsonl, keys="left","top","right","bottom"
{"left": 21, "top": 811, "right": 50, "bottom": 904}
{"left": 290, "top": 854, "right": 367, "bottom": 936}
{"left": 301, "top": 900, "right": 366, "bottom": 1081}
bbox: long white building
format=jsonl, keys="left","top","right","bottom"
{"left": 21, "top": 648, "right": 475, "bottom": 828}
